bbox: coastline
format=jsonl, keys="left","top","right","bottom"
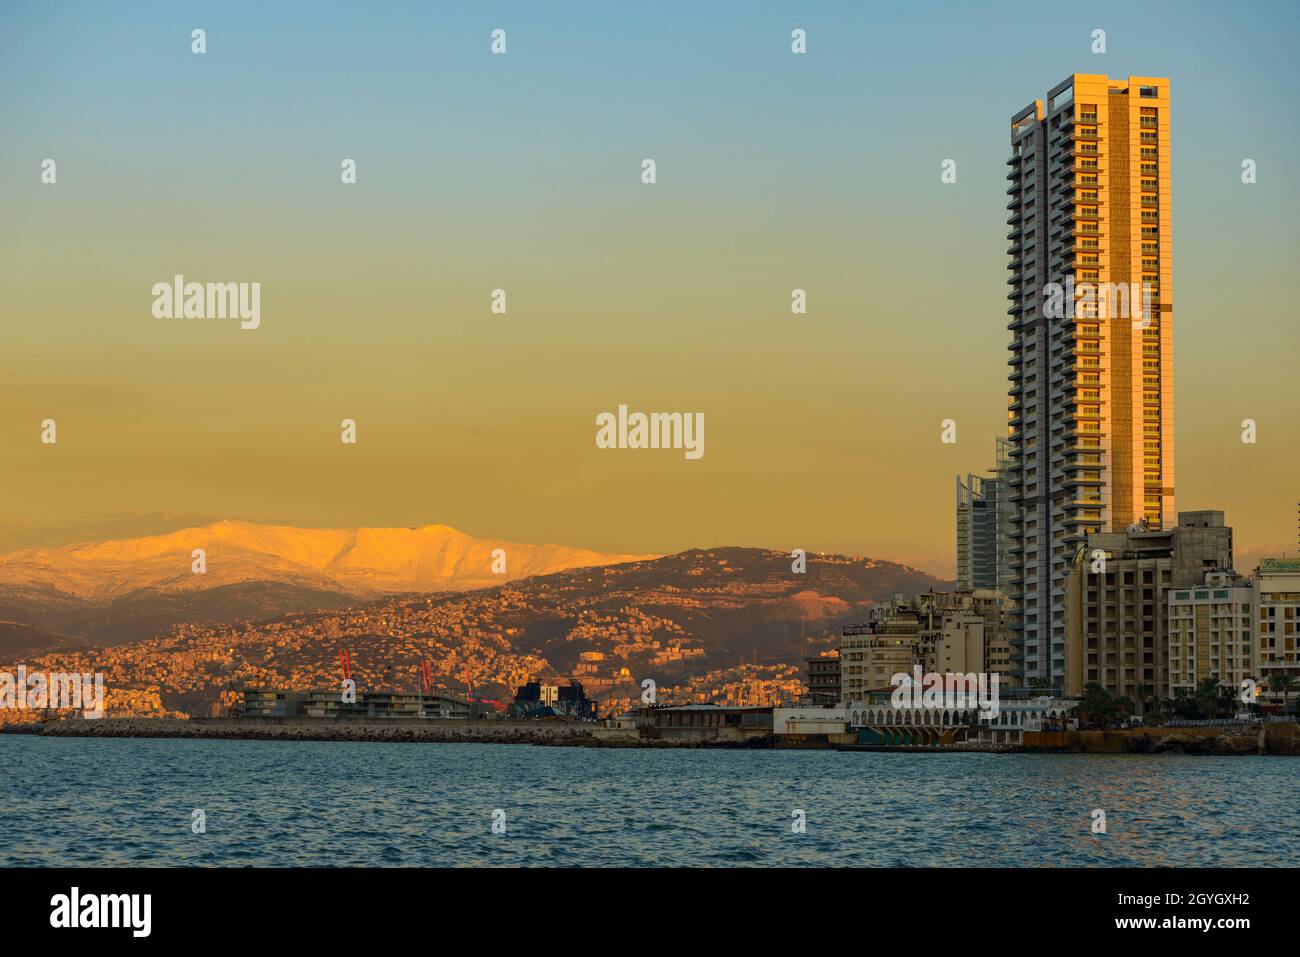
{"left": 4, "top": 718, "right": 760, "bottom": 749}
{"left": 1021, "top": 723, "right": 1300, "bottom": 756}
{"left": 5, "top": 718, "right": 1298, "bottom": 755}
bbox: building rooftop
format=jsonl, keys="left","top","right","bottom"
{"left": 652, "top": 704, "right": 772, "bottom": 712}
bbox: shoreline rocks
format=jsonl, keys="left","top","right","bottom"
{"left": 1020, "top": 723, "right": 1300, "bottom": 756}
{"left": 9, "top": 719, "right": 1296, "bottom": 754}
{"left": 18, "top": 718, "right": 753, "bottom": 749}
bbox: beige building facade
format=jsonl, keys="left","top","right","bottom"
{"left": 1254, "top": 558, "right": 1300, "bottom": 705}
{"left": 1064, "top": 510, "right": 1232, "bottom": 699}
{"left": 840, "top": 590, "right": 1015, "bottom": 704}
{"left": 839, "top": 622, "right": 918, "bottom": 702}
{"left": 1167, "top": 571, "right": 1255, "bottom": 697}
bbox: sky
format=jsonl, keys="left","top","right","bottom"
{"left": 2, "top": 0, "right": 1298, "bottom": 575}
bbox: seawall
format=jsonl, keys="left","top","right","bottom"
{"left": 23, "top": 717, "right": 767, "bottom": 748}
{"left": 13, "top": 718, "right": 1298, "bottom": 754}
{"left": 1022, "top": 723, "right": 1300, "bottom": 756}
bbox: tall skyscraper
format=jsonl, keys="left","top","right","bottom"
{"left": 957, "top": 472, "right": 999, "bottom": 591}
{"left": 1005, "top": 75, "right": 1174, "bottom": 689}
{"left": 956, "top": 437, "right": 1013, "bottom": 594}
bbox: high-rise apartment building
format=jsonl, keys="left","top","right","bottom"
{"left": 1005, "top": 75, "right": 1174, "bottom": 689}
{"left": 956, "top": 472, "right": 999, "bottom": 591}
{"left": 956, "top": 438, "right": 1015, "bottom": 593}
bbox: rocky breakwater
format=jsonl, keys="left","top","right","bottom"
{"left": 29, "top": 718, "right": 762, "bottom": 748}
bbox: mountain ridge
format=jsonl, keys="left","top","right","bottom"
{"left": 0, "top": 522, "right": 951, "bottom": 654}
{"left": 0, "top": 519, "right": 655, "bottom": 601}
{"left": 0, "top": 520, "right": 656, "bottom": 646}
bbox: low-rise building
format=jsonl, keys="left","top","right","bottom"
{"left": 239, "top": 688, "right": 471, "bottom": 720}
{"left": 638, "top": 704, "right": 773, "bottom": 744}
{"left": 1064, "top": 510, "right": 1235, "bottom": 700}
{"left": 240, "top": 689, "right": 303, "bottom": 718}
{"left": 802, "top": 652, "right": 841, "bottom": 707}
{"left": 512, "top": 680, "right": 597, "bottom": 719}
{"left": 645, "top": 704, "right": 773, "bottom": 731}
{"left": 772, "top": 706, "right": 848, "bottom": 736}
{"left": 926, "top": 594, "right": 1015, "bottom": 684}
{"left": 1255, "top": 558, "right": 1300, "bottom": 706}
{"left": 841, "top": 589, "right": 1016, "bottom": 701}
{"left": 1167, "top": 571, "right": 1255, "bottom": 697}
{"left": 839, "top": 623, "right": 917, "bottom": 702}
{"left": 844, "top": 696, "right": 1074, "bottom": 747}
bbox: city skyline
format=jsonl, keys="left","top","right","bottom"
{"left": 4, "top": 0, "right": 1300, "bottom": 905}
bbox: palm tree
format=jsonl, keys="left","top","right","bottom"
{"left": 1171, "top": 686, "right": 1199, "bottom": 721}
{"left": 1270, "top": 673, "right": 1297, "bottom": 714}
{"left": 1215, "top": 683, "right": 1238, "bottom": 719}
{"left": 1115, "top": 696, "right": 1135, "bottom": 724}
{"left": 1134, "top": 683, "right": 1154, "bottom": 721}
{"left": 1078, "top": 682, "right": 1123, "bottom": 728}
{"left": 1194, "top": 678, "right": 1221, "bottom": 721}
